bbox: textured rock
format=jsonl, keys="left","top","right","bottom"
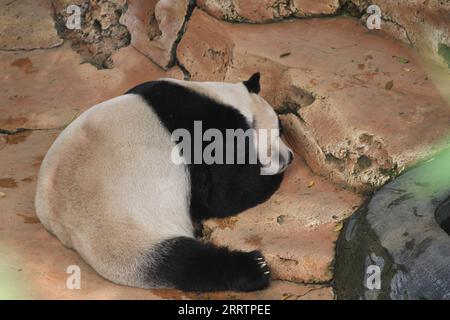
{"left": 203, "top": 156, "right": 363, "bottom": 283}
{"left": 197, "top": 0, "right": 340, "bottom": 23}
{"left": 0, "top": 44, "right": 182, "bottom": 131}
{"left": 335, "top": 148, "right": 450, "bottom": 300}
{"left": 345, "top": 0, "right": 450, "bottom": 67}
{"left": 52, "top": 0, "right": 130, "bottom": 69}
{"left": 155, "top": 283, "right": 334, "bottom": 300}
{"left": 120, "top": 0, "right": 193, "bottom": 70}
{"left": 0, "top": 0, "right": 63, "bottom": 50}
{"left": 197, "top": 0, "right": 450, "bottom": 69}
{"left": 177, "top": 12, "right": 234, "bottom": 81}
{"left": 179, "top": 9, "right": 450, "bottom": 192}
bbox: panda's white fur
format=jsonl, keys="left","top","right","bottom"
{"left": 35, "top": 74, "right": 293, "bottom": 291}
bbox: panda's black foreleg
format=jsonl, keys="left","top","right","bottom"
{"left": 149, "top": 237, "right": 271, "bottom": 292}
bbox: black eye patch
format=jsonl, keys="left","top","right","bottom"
{"left": 278, "top": 118, "right": 283, "bottom": 135}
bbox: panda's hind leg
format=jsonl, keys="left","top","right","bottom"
{"left": 147, "top": 237, "right": 270, "bottom": 292}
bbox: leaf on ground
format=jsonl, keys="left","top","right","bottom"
{"left": 385, "top": 80, "right": 394, "bottom": 90}
{"left": 334, "top": 221, "right": 343, "bottom": 232}
{"left": 63, "top": 109, "right": 81, "bottom": 128}
{"left": 277, "top": 215, "right": 286, "bottom": 225}
{"left": 307, "top": 180, "right": 315, "bottom": 188}
{"left": 280, "top": 52, "right": 291, "bottom": 58}
{"left": 396, "top": 56, "right": 410, "bottom": 64}
{"left": 281, "top": 293, "right": 294, "bottom": 300}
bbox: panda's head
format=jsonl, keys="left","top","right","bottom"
{"left": 164, "top": 73, "right": 294, "bottom": 174}
{"left": 241, "top": 72, "right": 294, "bottom": 175}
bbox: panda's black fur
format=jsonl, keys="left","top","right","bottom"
{"left": 127, "top": 79, "right": 283, "bottom": 222}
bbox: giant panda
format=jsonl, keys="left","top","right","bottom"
{"left": 35, "top": 72, "right": 293, "bottom": 292}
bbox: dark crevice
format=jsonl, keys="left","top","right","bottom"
{"left": 168, "top": 0, "right": 196, "bottom": 70}
{"left": 130, "top": 44, "right": 166, "bottom": 72}
{"left": 381, "top": 15, "right": 413, "bottom": 45}
{"left": 435, "top": 196, "right": 450, "bottom": 235}
{"left": 0, "top": 128, "right": 31, "bottom": 135}
{"left": 175, "top": 59, "right": 192, "bottom": 80}
{"left": 337, "top": 0, "right": 365, "bottom": 18}
{"left": 0, "top": 41, "right": 65, "bottom": 52}
{"left": 147, "top": 6, "right": 162, "bottom": 41}
{"left": 276, "top": 103, "right": 304, "bottom": 121}
{"left": 0, "top": 127, "right": 63, "bottom": 135}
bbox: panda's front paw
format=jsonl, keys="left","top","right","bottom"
{"left": 229, "top": 250, "right": 271, "bottom": 292}
{"left": 251, "top": 250, "right": 271, "bottom": 278}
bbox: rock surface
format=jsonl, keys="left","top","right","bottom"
{"left": 120, "top": 0, "right": 193, "bottom": 70}
{"left": 0, "top": 44, "right": 182, "bottom": 131}
{"left": 346, "top": 0, "right": 450, "bottom": 67}
{"left": 178, "top": 9, "right": 450, "bottom": 192}
{"left": 197, "top": 0, "right": 340, "bottom": 23}
{"left": 0, "top": 0, "right": 63, "bottom": 50}
{"left": 0, "top": 129, "right": 334, "bottom": 299}
{"left": 334, "top": 148, "right": 450, "bottom": 300}
{"left": 52, "top": 0, "right": 131, "bottom": 68}
{"left": 196, "top": 0, "right": 450, "bottom": 69}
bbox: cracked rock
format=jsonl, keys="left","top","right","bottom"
{"left": 120, "top": 0, "right": 194, "bottom": 70}
{"left": 346, "top": 0, "right": 450, "bottom": 67}
{"left": 177, "top": 11, "right": 234, "bottom": 81}
{"left": 52, "top": 0, "right": 130, "bottom": 69}
{"left": 197, "top": 0, "right": 340, "bottom": 23}
{"left": 179, "top": 9, "right": 450, "bottom": 192}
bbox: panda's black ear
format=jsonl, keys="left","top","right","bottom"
{"left": 243, "top": 72, "right": 261, "bottom": 94}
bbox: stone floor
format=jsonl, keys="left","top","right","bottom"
{"left": 0, "top": 129, "right": 337, "bottom": 299}
{"left": 0, "top": 0, "right": 449, "bottom": 300}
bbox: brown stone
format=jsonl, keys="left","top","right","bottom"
{"left": 197, "top": 0, "right": 340, "bottom": 23}
{"left": 120, "top": 0, "right": 193, "bottom": 70}
{"left": 0, "top": 0, "right": 63, "bottom": 50}
{"left": 348, "top": 0, "right": 450, "bottom": 67}
{"left": 177, "top": 11, "right": 234, "bottom": 81}
{"left": 52, "top": 0, "right": 130, "bottom": 69}
{"left": 0, "top": 44, "right": 182, "bottom": 131}
{"left": 179, "top": 9, "right": 450, "bottom": 192}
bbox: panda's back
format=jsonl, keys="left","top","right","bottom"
{"left": 35, "top": 93, "right": 193, "bottom": 286}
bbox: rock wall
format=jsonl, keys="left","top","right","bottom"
{"left": 47, "top": 0, "right": 450, "bottom": 71}
{"left": 177, "top": 8, "right": 450, "bottom": 193}
{"left": 196, "top": 0, "right": 340, "bottom": 22}
{"left": 3, "top": 0, "right": 449, "bottom": 192}
{"left": 345, "top": 0, "right": 450, "bottom": 68}
{"left": 53, "top": 0, "right": 131, "bottom": 69}
{"left": 119, "top": 0, "right": 195, "bottom": 70}
{"left": 196, "top": 0, "right": 450, "bottom": 68}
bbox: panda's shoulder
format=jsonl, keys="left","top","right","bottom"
{"left": 126, "top": 79, "right": 250, "bottom": 133}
